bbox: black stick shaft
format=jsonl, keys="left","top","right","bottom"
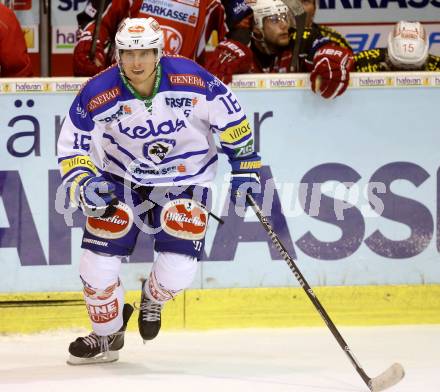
{"left": 89, "top": 0, "right": 106, "bottom": 61}
{"left": 291, "top": 12, "right": 307, "bottom": 72}
{"left": 209, "top": 211, "right": 224, "bottom": 225}
{"left": 246, "top": 194, "right": 373, "bottom": 391}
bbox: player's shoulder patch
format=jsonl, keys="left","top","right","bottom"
{"left": 318, "top": 25, "right": 352, "bottom": 49}
{"left": 354, "top": 48, "right": 386, "bottom": 61}
{"left": 163, "top": 53, "right": 187, "bottom": 59}
{"left": 319, "top": 25, "right": 335, "bottom": 35}
{"left": 160, "top": 56, "right": 210, "bottom": 93}
{"left": 78, "top": 66, "right": 124, "bottom": 114}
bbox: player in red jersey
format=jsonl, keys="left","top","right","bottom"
{"left": 73, "top": 0, "right": 228, "bottom": 76}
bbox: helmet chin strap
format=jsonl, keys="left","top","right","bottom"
{"left": 147, "top": 64, "right": 158, "bottom": 79}
{"left": 252, "top": 31, "right": 274, "bottom": 55}
{"left": 252, "top": 30, "right": 285, "bottom": 56}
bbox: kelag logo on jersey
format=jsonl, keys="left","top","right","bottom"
{"left": 140, "top": 0, "right": 199, "bottom": 27}
{"left": 118, "top": 118, "right": 187, "bottom": 139}
{"left": 143, "top": 138, "right": 176, "bottom": 163}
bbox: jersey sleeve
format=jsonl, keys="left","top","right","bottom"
{"left": 353, "top": 48, "right": 387, "bottom": 72}
{"left": 196, "top": 0, "right": 229, "bottom": 60}
{"left": 426, "top": 54, "right": 440, "bottom": 71}
{"left": 319, "top": 25, "right": 353, "bottom": 52}
{"left": 207, "top": 0, "right": 228, "bottom": 42}
{"left": 57, "top": 92, "right": 99, "bottom": 187}
{"left": 205, "top": 73, "right": 260, "bottom": 169}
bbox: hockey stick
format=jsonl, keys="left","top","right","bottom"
{"left": 282, "top": 0, "right": 307, "bottom": 72}
{"left": 89, "top": 0, "right": 106, "bottom": 61}
{"left": 246, "top": 194, "right": 405, "bottom": 392}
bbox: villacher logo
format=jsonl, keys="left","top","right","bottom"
{"left": 160, "top": 199, "right": 208, "bottom": 240}
{"left": 86, "top": 202, "right": 133, "bottom": 239}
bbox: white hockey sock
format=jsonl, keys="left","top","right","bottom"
{"left": 144, "top": 252, "right": 198, "bottom": 304}
{"left": 79, "top": 250, "right": 125, "bottom": 336}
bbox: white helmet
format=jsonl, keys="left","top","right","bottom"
{"left": 248, "top": 0, "right": 289, "bottom": 30}
{"left": 387, "top": 21, "right": 429, "bottom": 70}
{"left": 115, "top": 17, "right": 164, "bottom": 66}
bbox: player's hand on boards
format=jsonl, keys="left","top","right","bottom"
{"left": 310, "top": 44, "right": 354, "bottom": 99}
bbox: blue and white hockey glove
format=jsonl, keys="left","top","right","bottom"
{"left": 230, "top": 154, "right": 261, "bottom": 208}
{"left": 70, "top": 174, "right": 118, "bottom": 218}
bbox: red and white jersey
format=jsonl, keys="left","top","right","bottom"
{"left": 0, "top": 3, "right": 33, "bottom": 77}
{"left": 82, "top": 0, "right": 228, "bottom": 62}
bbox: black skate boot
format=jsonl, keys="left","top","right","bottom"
{"left": 137, "top": 281, "right": 163, "bottom": 341}
{"left": 67, "top": 303, "right": 134, "bottom": 365}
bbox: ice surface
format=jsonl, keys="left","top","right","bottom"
{"left": 0, "top": 325, "right": 438, "bottom": 392}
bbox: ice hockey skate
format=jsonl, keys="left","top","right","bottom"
{"left": 137, "top": 281, "right": 163, "bottom": 342}
{"left": 67, "top": 303, "right": 134, "bottom": 365}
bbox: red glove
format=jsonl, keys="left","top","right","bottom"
{"left": 310, "top": 44, "right": 354, "bottom": 99}
{"left": 73, "top": 38, "right": 106, "bottom": 77}
{"left": 205, "top": 40, "right": 253, "bottom": 84}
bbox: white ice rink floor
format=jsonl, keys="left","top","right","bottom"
{"left": 0, "top": 325, "right": 438, "bottom": 392}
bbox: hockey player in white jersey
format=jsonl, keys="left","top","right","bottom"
{"left": 58, "top": 17, "right": 261, "bottom": 364}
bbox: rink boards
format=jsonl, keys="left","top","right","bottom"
{"left": 0, "top": 73, "right": 440, "bottom": 331}
{"left": 2, "top": 285, "right": 440, "bottom": 333}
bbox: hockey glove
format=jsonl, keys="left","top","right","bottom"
{"left": 310, "top": 44, "right": 354, "bottom": 99}
{"left": 71, "top": 174, "right": 118, "bottom": 218}
{"left": 230, "top": 155, "right": 261, "bottom": 208}
{"left": 73, "top": 37, "right": 106, "bottom": 77}
{"left": 205, "top": 39, "right": 253, "bottom": 84}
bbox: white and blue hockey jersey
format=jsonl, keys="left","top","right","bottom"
{"left": 58, "top": 56, "right": 260, "bottom": 188}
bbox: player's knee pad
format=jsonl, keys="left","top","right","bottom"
{"left": 79, "top": 249, "right": 125, "bottom": 335}
{"left": 79, "top": 249, "right": 122, "bottom": 290}
{"left": 144, "top": 252, "right": 198, "bottom": 303}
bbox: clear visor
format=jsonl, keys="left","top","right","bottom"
{"left": 263, "top": 12, "right": 290, "bottom": 25}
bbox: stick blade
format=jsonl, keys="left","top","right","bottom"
{"left": 369, "top": 363, "right": 405, "bottom": 392}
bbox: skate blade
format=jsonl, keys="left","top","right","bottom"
{"left": 67, "top": 351, "right": 119, "bottom": 366}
